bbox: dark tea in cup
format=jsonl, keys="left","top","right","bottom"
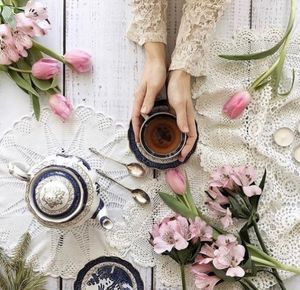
{"left": 140, "top": 113, "right": 187, "bottom": 159}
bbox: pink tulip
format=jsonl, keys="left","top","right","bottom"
{"left": 223, "top": 91, "right": 251, "bottom": 119}
{"left": 32, "top": 58, "right": 60, "bottom": 80}
{"left": 165, "top": 168, "right": 186, "bottom": 195}
{"left": 64, "top": 50, "right": 92, "bottom": 73}
{"left": 49, "top": 94, "right": 72, "bottom": 121}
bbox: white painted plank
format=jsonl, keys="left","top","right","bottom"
{"left": 45, "top": 277, "right": 60, "bottom": 290}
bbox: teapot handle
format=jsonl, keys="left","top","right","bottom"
{"left": 92, "top": 199, "right": 113, "bottom": 230}
{"left": 8, "top": 162, "right": 30, "bottom": 182}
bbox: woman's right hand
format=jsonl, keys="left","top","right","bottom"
{"left": 132, "top": 42, "right": 167, "bottom": 142}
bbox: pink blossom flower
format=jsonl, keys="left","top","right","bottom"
{"left": 25, "top": 0, "right": 48, "bottom": 21}
{"left": 207, "top": 187, "right": 229, "bottom": 205}
{"left": 206, "top": 201, "right": 233, "bottom": 228}
{"left": 191, "top": 255, "right": 214, "bottom": 274}
{"left": 165, "top": 168, "right": 186, "bottom": 195}
{"left": 223, "top": 91, "right": 251, "bottom": 119}
{"left": 199, "top": 244, "right": 216, "bottom": 264}
{"left": 0, "top": 25, "right": 20, "bottom": 64}
{"left": 15, "top": 13, "right": 46, "bottom": 37}
{"left": 220, "top": 208, "right": 233, "bottom": 228}
{"left": 213, "top": 244, "right": 246, "bottom": 277}
{"left": 32, "top": 58, "right": 60, "bottom": 80}
{"left": 64, "top": 50, "right": 92, "bottom": 73}
{"left": 49, "top": 94, "right": 72, "bottom": 121}
{"left": 189, "top": 217, "right": 213, "bottom": 243}
{"left": 232, "top": 166, "right": 262, "bottom": 197}
{"left": 210, "top": 165, "right": 235, "bottom": 189}
{"left": 194, "top": 273, "right": 220, "bottom": 290}
{"left": 151, "top": 216, "right": 189, "bottom": 254}
{"left": 215, "top": 234, "right": 238, "bottom": 248}
{"left": 12, "top": 29, "right": 32, "bottom": 57}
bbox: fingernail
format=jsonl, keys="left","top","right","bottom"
{"left": 183, "top": 126, "right": 189, "bottom": 133}
{"left": 141, "top": 106, "right": 147, "bottom": 114}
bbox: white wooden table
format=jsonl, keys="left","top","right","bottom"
{"left": 0, "top": 0, "right": 299, "bottom": 289}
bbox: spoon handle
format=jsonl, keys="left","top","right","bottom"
{"left": 89, "top": 148, "right": 125, "bottom": 167}
{"left": 95, "top": 169, "right": 132, "bottom": 192}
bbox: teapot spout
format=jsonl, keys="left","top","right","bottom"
{"left": 8, "top": 162, "right": 30, "bottom": 182}
{"left": 92, "top": 199, "right": 113, "bottom": 230}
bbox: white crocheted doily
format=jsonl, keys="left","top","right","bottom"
{"left": 0, "top": 106, "right": 154, "bottom": 278}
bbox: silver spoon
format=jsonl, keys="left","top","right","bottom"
{"left": 89, "top": 147, "right": 147, "bottom": 178}
{"left": 95, "top": 169, "right": 150, "bottom": 205}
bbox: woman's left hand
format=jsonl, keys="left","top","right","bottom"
{"left": 167, "top": 69, "right": 197, "bottom": 161}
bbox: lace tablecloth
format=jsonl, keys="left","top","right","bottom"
{"left": 110, "top": 30, "right": 300, "bottom": 290}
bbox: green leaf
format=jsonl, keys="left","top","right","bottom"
{"left": 240, "top": 280, "right": 252, "bottom": 290}
{"left": 0, "top": 65, "right": 8, "bottom": 72}
{"left": 259, "top": 170, "right": 267, "bottom": 191}
{"left": 159, "top": 192, "right": 197, "bottom": 219}
{"left": 28, "top": 47, "right": 44, "bottom": 63}
{"left": 219, "top": 0, "right": 296, "bottom": 61}
{"left": 31, "top": 76, "right": 59, "bottom": 91}
{"left": 16, "top": 59, "right": 32, "bottom": 83}
{"left": 30, "top": 93, "right": 41, "bottom": 120}
{"left": 14, "top": 0, "right": 28, "bottom": 7}
{"left": 278, "top": 69, "right": 296, "bottom": 96}
{"left": 8, "top": 69, "right": 40, "bottom": 98}
{"left": 2, "top": 6, "right": 16, "bottom": 29}
{"left": 239, "top": 222, "right": 251, "bottom": 244}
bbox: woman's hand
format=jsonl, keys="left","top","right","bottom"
{"left": 132, "top": 42, "right": 167, "bottom": 142}
{"left": 167, "top": 70, "right": 197, "bottom": 161}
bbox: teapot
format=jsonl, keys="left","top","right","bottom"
{"left": 8, "top": 154, "right": 113, "bottom": 230}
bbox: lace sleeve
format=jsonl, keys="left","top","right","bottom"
{"left": 170, "top": 0, "right": 231, "bottom": 77}
{"left": 127, "top": 0, "right": 168, "bottom": 46}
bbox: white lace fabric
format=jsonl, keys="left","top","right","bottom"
{"left": 0, "top": 106, "right": 154, "bottom": 278}
{"left": 110, "top": 30, "right": 300, "bottom": 290}
{"left": 127, "top": 0, "right": 231, "bottom": 77}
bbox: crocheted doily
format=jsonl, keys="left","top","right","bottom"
{"left": 0, "top": 106, "right": 154, "bottom": 278}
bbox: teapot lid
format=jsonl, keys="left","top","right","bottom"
{"left": 29, "top": 166, "right": 86, "bottom": 222}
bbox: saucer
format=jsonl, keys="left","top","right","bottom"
{"left": 74, "top": 256, "right": 144, "bottom": 290}
{"left": 128, "top": 121, "right": 199, "bottom": 170}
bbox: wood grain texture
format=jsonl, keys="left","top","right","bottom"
{"left": 0, "top": 0, "right": 297, "bottom": 289}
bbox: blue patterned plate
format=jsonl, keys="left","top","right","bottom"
{"left": 74, "top": 256, "right": 144, "bottom": 290}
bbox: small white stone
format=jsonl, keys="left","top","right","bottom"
{"left": 273, "top": 127, "right": 294, "bottom": 147}
{"left": 293, "top": 146, "right": 300, "bottom": 163}
{"left": 297, "top": 121, "right": 300, "bottom": 134}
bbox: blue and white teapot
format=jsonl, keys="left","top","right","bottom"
{"left": 8, "top": 154, "right": 113, "bottom": 230}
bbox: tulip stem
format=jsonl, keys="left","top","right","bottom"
{"left": 180, "top": 264, "right": 187, "bottom": 290}
{"left": 32, "top": 40, "right": 66, "bottom": 64}
{"left": 8, "top": 66, "right": 32, "bottom": 73}
{"left": 252, "top": 220, "right": 287, "bottom": 290}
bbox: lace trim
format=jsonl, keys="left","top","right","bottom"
{"left": 170, "top": 0, "right": 232, "bottom": 77}
{"left": 127, "top": 0, "right": 168, "bottom": 45}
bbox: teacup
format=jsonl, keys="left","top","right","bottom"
{"left": 139, "top": 112, "right": 187, "bottom": 160}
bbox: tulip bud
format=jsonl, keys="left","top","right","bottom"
{"left": 64, "top": 49, "right": 92, "bottom": 73}
{"left": 223, "top": 91, "right": 251, "bottom": 119}
{"left": 165, "top": 168, "right": 186, "bottom": 195}
{"left": 32, "top": 58, "right": 60, "bottom": 80}
{"left": 49, "top": 94, "right": 72, "bottom": 121}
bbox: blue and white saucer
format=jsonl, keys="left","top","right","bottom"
{"left": 74, "top": 256, "right": 144, "bottom": 290}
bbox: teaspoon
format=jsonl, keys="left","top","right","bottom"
{"left": 95, "top": 169, "right": 151, "bottom": 205}
{"left": 89, "top": 147, "right": 147, "bottom": 178}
